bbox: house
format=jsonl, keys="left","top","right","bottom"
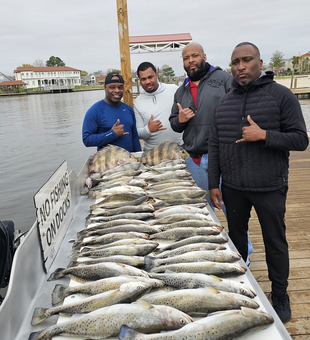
{"left": 95, "top": 74, "right": 105, "bottom": 85}
{"left": 81, "top": 74, "right": 96, "bottom": 85}
{"left": 0, "top": 80, "right": 27, "bottom": 93}
{"left": 299, "top": 51, "right": 310, "bottom": 72}
{"left": 14, "top": 66, "right": 81, "bottom": 89}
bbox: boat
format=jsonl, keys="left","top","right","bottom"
{"left": 0, "top": 156, "right": 293, "bottom": 340}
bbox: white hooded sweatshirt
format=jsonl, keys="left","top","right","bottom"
{"left": 134, "top": 82, "right": 183, "bottom": 150}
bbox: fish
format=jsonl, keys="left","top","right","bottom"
{"left": 72, "top": 244, "right": 159, "bottom": 259}
{"left": 81, "top": 224, "right": 161, "bottom": 237}
{"left": 149, "top": 213, "right": 219, "bottom": 226}
{"left": 86, "top": 212, "right": 154, "bottom": 223}
{"left": 137, "top": 141, "right": 190, "bottom": 166}
{"left": 149, "top": 189, "right": 207, "bottom": 200}
{"left": 31, "top": 281, "right": 153, "bottom": 325}
{"left": 137, "top": 287, "right": 259, "bottom": 315}
{"left": 68, "top": 255, "right": 146, "bottom": 268}
{"left": 88, "top": 144, "right": 135, "bottom": 175}
{"left": 145, "top": 250, "right": 242, "bottom": 270}
{"left": 154, "top": 243, "right": 227, "bottom": 259}
{"left": 47, "top": 262, "right": 150, "bottom": 283}
{"left": 152, "top": 198, "right": 208, "bottom": 209}
{"left": 149, "top": 261, "right": 247, "bottom": 277}
{"left": 89, "top": 193, "right": 148, "bottom": 210}
{"left": 90, "top": 203, "right": 154, "bottom": 216}
{"left": 51, "top": 275, "right": 164, "bottom": 305}
{"left": 138, "top": 170, "right": 192, "bottom": 182}
{"left": 156, "top": 235, "right": 229, "bottom": 253}
{"left": 145, "top": 163, "right": 187, "bottom": 172}
{"left": 72, "top": 237, "right": 156, "bottom": 252}
{"left": 99, "top": 169, "right": 142, "bottom": 182}
{"left": 94, "top": 185, "right": 146, "bottom": 198}
{"left": 119, "top": 307, "right": 274, "bottom": 340}
{"left": 28, "top": 301, "right": 193, "bottom": 340}
{"left": 149, "top": 227, "right": 222, "bottom": 241}
{"left": 75, "top": 232, "right": 150, "bottom": 246}
{"left": 149, "top": 272, "right": 256, "bottom": 298}
{"left": 151, "top": 159, "right": 186, "bottom": 168}
{"left": 99, "top": 161, "right": 143, "bottom": 177}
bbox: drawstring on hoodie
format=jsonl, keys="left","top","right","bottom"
{"left": 152, "top": 96, "right": 157, "bottom": 104}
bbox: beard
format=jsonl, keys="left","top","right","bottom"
{"left": 184, "top": 59, "right": 206, "bottom": 81}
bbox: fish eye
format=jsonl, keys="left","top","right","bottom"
{"left": 180, "top": 318, "right": 187, "bottom": 324}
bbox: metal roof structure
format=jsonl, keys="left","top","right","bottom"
{"left": 129, "top": 33, "right": 192, "bottom": 54}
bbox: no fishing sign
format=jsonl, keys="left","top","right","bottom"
{"left": 34, "top": 161, "right": 73, "bottom": 272}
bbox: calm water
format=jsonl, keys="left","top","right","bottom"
{"left": 1, "top": 92, "right": 310, "bottom": 233}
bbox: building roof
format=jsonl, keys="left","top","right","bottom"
{"left": 300, "top": 51, "right": 310, "bottom": 58}
{"left": 0, "top": 80, "right": 27, "bottom": 86}
{"left": 129, "top": 33, "right": 192, "bottom": 44}
{"left": 14, "top": 66, "right": 80, "bottom": 73}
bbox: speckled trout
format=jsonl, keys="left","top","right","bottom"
{"left": 119, "top": 307, "right": 274, "bottom": 339}
{"left": 28, "top": 301, "right": 193, "bottom": 340}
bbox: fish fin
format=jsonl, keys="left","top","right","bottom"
{"left": 214, "top": 245, "right": 222, "bottom": 251}
{"left": 51, "top": 284, "right": 68, "bottom": 305}
{"left": 119, "top": 324, "right": 146, "bottom": 339}
{"left": 70, "top": 251, "right": 80, "bottom": 261}
{"left": 47, "top": 268, "right": 65, "bottom": 281}
{"left": 67, "top": 261, "right": 79, "bottom": 268}
{"left": 134, "top": 299, "right": 153, "bottom": 309}
{"left": 209, "top": 275, "right": 222, "bottom": 281}
{"left": 28, "top": 331, "right": 45, "bottom": 340}
{"left": 31, "top": 307, "right": 49, "bottom": 326}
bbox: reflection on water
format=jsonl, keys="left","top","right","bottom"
{"left": 0, "top": 92, "right": 309, "bottom": 232}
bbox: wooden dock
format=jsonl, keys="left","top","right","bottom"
{"left": 216, "top": 144, "right": 310, "bottom": 339}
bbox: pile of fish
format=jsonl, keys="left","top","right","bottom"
{"left": 28, "top": 142, "right": 274, "bottom": 340}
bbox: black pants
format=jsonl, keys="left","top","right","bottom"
{"left": 222, "top": 185, "right": 289, "bottom": 296}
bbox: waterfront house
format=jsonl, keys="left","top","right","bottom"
{"left": 299, "top": 51, "right": 310, "bottom": 72}
{"left": 14, "top": 66, "right": 81, "bottom": 90}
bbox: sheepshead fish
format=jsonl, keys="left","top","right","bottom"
{"left": 88, "top": 144, "right": 135, "bottom": 175}
{"left": 137, "top": 287, "right": 259, "bottom": 315}
{"left": 28, "top": 301, "right": 193, "bottom": 340}
{"left": 138, "top": 141, "right": 189, "bottom": 166}
{"left": 119, "top": 307, "right": 274, "bottom": 340}
{"left": 149, "top": 272, "right": 256, "bottom": 298}
{"left": 51, "top": 275, "right": 164, "bottom": 305}
{"left": 47, "top": 262, "right": 150, "bottom": 283}
{"left": 31, "top": 281, "right": 153, "bottom": 325}
{"left": 149, "top": 261, "right": 246, "bottom": 277}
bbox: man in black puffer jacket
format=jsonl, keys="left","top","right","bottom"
{"left": 208, "top": 42, "right": 309, "bottom": 324}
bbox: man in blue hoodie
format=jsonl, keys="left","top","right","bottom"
{"left": 134, "top": 62, "right": 183, "bottom": 151}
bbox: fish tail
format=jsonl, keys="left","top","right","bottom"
{"left": 47, "top": 268, "right": 65, "bottom": 281}
{"left": 28, "top": 330, "right": 50, "bottom": 340}
{"left": 31, "top": 307, "right": 49, "bottom": 326}
{"left": 119, "top": 325, "right": 147, "bottom": 339}
{"left": 144, "top": 255, "right": 157, "bottom": 271}
{"left": 52, "top": 284, "right": 68, "bottom": 305}
{"left": 70, "top": 251, "right": 81, "bottom": 261}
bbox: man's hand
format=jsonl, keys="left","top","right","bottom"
{"left": 148, "top": 114, "right": 167, "bottom": 132}
{"left": 177, "top": 103, "right": 195, "bottom": 124}
{"left": 210, "top": 188, "right": 224, "bottom": 210}
{"left": 236, "top": 115, "right": 266, "bottom": 143}
{"left": 112, "top": 119, "right": 129, "bottom": 137}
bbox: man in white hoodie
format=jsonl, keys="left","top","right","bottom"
{"left": 134, "top": 62, "right": 183, "bottom": 150}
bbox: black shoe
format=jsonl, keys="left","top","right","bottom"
{"left": 270, "top": 292, "right": 291, "bottom": 323}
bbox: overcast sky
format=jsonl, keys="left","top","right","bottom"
{"left": 1, "top": 0, "right": 309, "bottom": 77}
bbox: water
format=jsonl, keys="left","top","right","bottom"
{"left": 0, "top": 92, "right": 310, "bottom": 233}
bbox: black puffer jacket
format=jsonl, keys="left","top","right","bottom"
{"left": 208, "top": 72, "right": 309, "bottom": 192}
{"left": 169, "top": 65, "right": 232, "bottom": 157}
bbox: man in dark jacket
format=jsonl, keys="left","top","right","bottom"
{"left": 169, "top": 42, "right": 232, "bottom": 208}
{"left": 208, "top": 42, "right": 309, "bottom": 323}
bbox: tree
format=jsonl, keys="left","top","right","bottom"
{"left": 80, "top": 70, "right": 88, "bottom": 76}
{"left": 33, "top": 59, "right": 45, "bottom": 67}
{"left": 20, "top": 64, "right": 34, "bottom": 67}
{"left": 162, "top": 65, "right": 175, "bottom": 78}
{"left": 269, "top": 50, "right": 285, "bottom": 76}
{"left": 46, "top": 56, "right": 65, "bottom": 67}
{"left": 290, "top": 55, "right": 300, "bottom": 88}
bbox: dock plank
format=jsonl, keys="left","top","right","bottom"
{"left": 215, "top": 144, "right": 310, "bottom": 339}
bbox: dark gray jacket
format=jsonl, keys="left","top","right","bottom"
{"left": 208, "top": 72, "right": 309, "bottom": 192}
{"left": 169, "top": 66, "right": 232, "bottom": 157}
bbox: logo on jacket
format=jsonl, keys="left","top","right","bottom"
{"left": 207, "top": 79, "right": 224, "bottom": 88}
